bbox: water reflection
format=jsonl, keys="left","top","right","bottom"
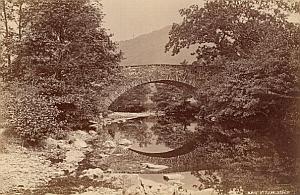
{"left": 105, "top": 116, "right": 199, "bottom": 152}
{"left": 103, "top": 116, "right": 299, "bottom": 193}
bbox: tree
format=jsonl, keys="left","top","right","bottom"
{"left": 166, "top": 0, "right": 299, "bottom": 63}
{"left": 0, "top": 0, "right": 12, "bottom": 67}
{"left": 8, "top": 0, "right": 120, "bottom": 82}
{"left": 0, "top": 0, "right": 26, "bottom": 81}
{"left": 196, "top": 23, "right": 300, "bottom": 129}
{"left": 191, "top": 124, "right": 299, "bottom": 192}
{"left": 165, "top": 0, "right": 300, "bottom": 131}
{"left": 3, "top": 0, "right": 121, "bottom": 143}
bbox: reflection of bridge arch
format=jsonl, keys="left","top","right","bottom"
{"left": 129, "top": 138, "right": 199, "bottom": 158}
{"left": 97, "top": 64, "right": 221, "bottom": 110}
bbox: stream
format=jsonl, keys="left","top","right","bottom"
{"left": 91, "top": 115, "right": 298, "bottom": 193}
{"left": 22, "top": 113, "right": 298, "bottom": 194}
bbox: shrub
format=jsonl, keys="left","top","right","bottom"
{"left": 1, "top": 0, "right": 121, "bottom": 144}
{"left": 5, "top": 83, "right": 67, "bottom": 144}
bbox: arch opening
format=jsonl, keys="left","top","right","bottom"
{"left": 107, "top": 80, "right": 198, "bottom": 114}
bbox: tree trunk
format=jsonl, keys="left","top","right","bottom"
{"left": 2, "top": 0, "right": 11, "bottom": 66}
{"left": 18, "top": 2, "right": 23, "bottom": 40}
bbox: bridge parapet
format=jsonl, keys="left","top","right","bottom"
{"left": 98, "top": 64, "right": 221, "bottom": 110}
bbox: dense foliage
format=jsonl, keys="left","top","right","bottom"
{"left": 109, "top": 84, "right": 150, "bottom": 112}
{"left": 110, "top": 82, "right": 199, "bottom": 116}
{"left": 151, "top": 83, "right": 197, "bottom": 115}
{"left": 166, "top": 0, "right": 300, "bottom": 63}
{"left": 1, "top": 0, "right": 121, "bottom": 143}
{"left": 191, "top": 123, "right": 299, "bottom": 191}
{"left": 164, "top": 1, "right": 300, "bottom": 189}
{"left": 196, "top": 29, "right": 300, "bottom": 135}
{"left": 166, "top": 0, "right": 300, "bottom": 133}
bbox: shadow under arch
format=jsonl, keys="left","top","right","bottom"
{"left": 107, "top": 79, "right": 198, "bottom": 111}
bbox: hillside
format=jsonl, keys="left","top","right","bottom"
{"left": 118, "top": 26, "right": 197, "bottom": 66}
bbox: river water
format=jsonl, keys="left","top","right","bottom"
{"left": 22, "top": 113, "right": 298, "bottom": 194}
{"left": 101, "top": 115, "right": 299, "bottom": 193}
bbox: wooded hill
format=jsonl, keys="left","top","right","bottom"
{"left": 118, "top": 26, "right": 196, "bottom": 65}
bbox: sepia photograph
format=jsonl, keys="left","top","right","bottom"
{"left": 0, "top": 0, "right": 299, "bottom": 194}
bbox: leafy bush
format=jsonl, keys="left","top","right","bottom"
{"left": 165, "top": 101, "right": 199, "bottom": 117}
{"left": 4, "top": 83, "right": 66, "bottom": 143}
{"left": 109, "top": 84, "right": 149, "bottom": 112}
{"left": 197, "top": 46, "right": 300, "bottom": 132}
{"left": 165, "top": 0, "right": 300, "bottom": 132}
{"left": 4, "top": 74, "right": 107, "bottom": 144}
{"left": 1, "top": 0, "right": 121, "bottom": 144}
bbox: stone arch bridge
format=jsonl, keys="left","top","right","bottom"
{"left": 96, "top": 64, "right": 221, "bottom": 111}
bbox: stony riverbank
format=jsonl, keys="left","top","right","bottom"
{"left": 0, "top": 128, "right": 219, "bottom": 195}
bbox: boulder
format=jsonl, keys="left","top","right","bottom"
{"left": 102, "top": 174, "right": 142, "bottom": 191}
{"left": 140, "top": 178, "right": 169, "bottom": 194}
{"left": 141, "top": 163, "right": 169, "bottom": 171}
{"left": 124, "top": 185, "right": 145, "bottom": 195}
{"left": 118, "top": 139, "right": 132, "bottom": 146}
{"left": 163, "top": 173, "right": 184, "bottom": 181}
{"left": 71, "top": 188, "right": 122, "bottom": 195}
{"left": 103, "top": 140, "right": 117, "bottom": 148}
{"left": 122, "top": 174, "right": 144, "bottom": 195}
{"left": 73, "top": 139, "right": 88, "bottom": 149}
{"left": 99, "top": 153, "right": 109, "bottom": 158}
{"left": 43, "top": 137, "right": 71, "bottom": 149}
{"left": 102, "top": 174, "right": 124, "bottom": 189}
{"left": 68, "top": 130, "right": 93, "bottom": 142}
{"left": 122, "top": 174, "right": 141, "bottom": 189}
{"left": 167, "top": 180, "right": 184, "bottom": 187}
{"left": 80, "top": 168, "right": 104, "bottom": 180}
{"left": 44, "top": 137, "right": 59, "bottom": 148}
{"left": 192, "top": 188, "right": 218, "bottom": 195}
{"left": 52, "top": 171, "right": 65, "bottom": 177}
{"left": 65, "top": 150, "right": 85, "bottom": 163}
{"left": 87, "top": 186, "right": 94, "bottom": 191}
{"left": 0, "top": 128, "right": 5, "bottom": 136}
{"left": 88, "top": 130, "right": 98, "bottom": 136}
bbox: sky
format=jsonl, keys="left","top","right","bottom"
{"left": 101, "top": 0, "right": 300, "bottom": 41}
{"left": 101, "top": 0, "right": 204, "bottom": 41}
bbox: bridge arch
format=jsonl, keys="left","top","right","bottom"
{"left": 97, "top": 64, "right": 218, "bottom": 111}
{"left": 104, "top": 79, "right": 198, "bottom": 110}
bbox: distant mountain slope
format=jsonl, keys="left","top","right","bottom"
{"left": 118, "top": 26, "right": 197, "bottom": 65}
